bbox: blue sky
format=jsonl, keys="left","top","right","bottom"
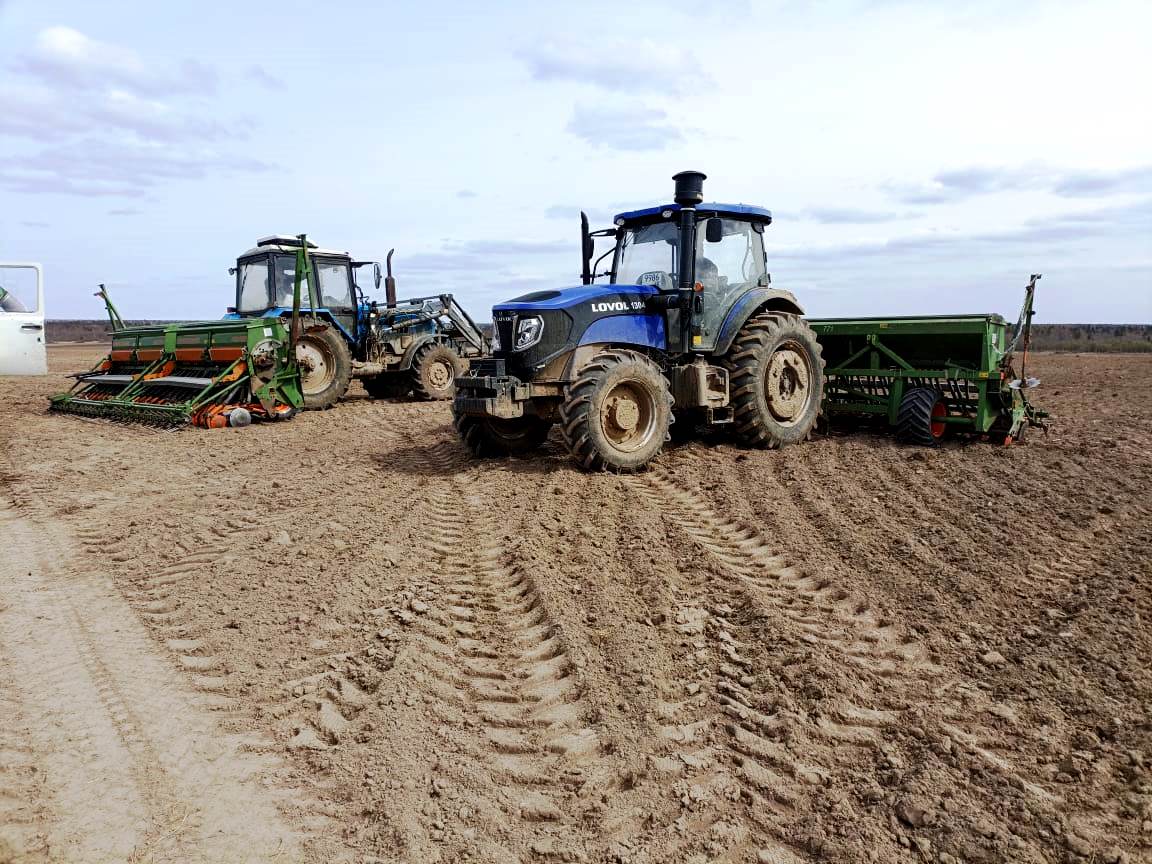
{"left": 1, "top": 0, "right": 1149, "bottom": 322}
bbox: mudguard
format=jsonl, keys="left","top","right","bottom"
{"left": 224, "top": 307, "right": 359, "bottom": 346}
{"left": 712, "top": 288, "right": 804, "bottom": 356}
{"left": 398, "top": 333, "right": 446, "bottom": 370}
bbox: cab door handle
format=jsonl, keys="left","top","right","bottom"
{"left": 20, "top": 324, "right": 43, "bottom": 331}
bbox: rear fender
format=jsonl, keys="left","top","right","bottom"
{"left": 713, "top": 289, "right": 805, "bottom": 356}
{"left": 272, "top": 308, "right": 357, "bottom": 345}
{"left": 398, "top": 333, "right": 447, "bottom": 370}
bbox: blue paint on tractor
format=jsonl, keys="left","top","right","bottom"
{"left": 495, "top": 283, "right": 658, "bottom": 312}
{"left": 613, "top": 202, "right": 773, "bottom": 224}
{"left": 225, "top": 306, "right": 360, "bottom": 343}
{"left": 578, "top": 313, "right": 667, "bottom": 350}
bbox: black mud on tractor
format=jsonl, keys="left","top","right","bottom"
{"left": 454, "top": 171, "right": 825, "bottom": 472}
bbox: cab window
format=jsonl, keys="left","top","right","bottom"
{"left": 317, "top": 260, "right": 353, "bottom": 309}
{"left": 695, "top": 219, "right": 768, "bottom": 344}
{"left": 237, "top": 260, "right": 270, "bottom": 312}
{"left": 697, "top": 219, "right": 766, "bottom": 294}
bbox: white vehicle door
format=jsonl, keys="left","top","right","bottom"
{"left": 0, "top": 263, "right": 47, "bottom": 375}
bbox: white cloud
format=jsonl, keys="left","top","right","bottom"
{"left": 521, "top": 38, "right": 709, "bottom": 94}
{"left": 16, "top": 26, "right": 216, "bottom": 96}
{"left": 566, "top": 102, "right": 681, "bottom": 152}
{"left": 0, "top": 26, "right": 263, "bottom": 198}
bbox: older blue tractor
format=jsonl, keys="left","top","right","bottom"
{"left": 454, "top": 172, "right": 824, "bottom": 471}
{"left": 228, "top": 236, "right": 486, "bottom": 409}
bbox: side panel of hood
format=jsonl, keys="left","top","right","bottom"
{"left": 494, "top": 284, "right": 658, "bottom": 312}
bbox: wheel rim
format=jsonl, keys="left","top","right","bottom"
{"left": 930, "top": 401, "right": 947, "bottom": 439}
{"left": 763, "top": 342, "right": 813, "bottom": 426}
{"left": 427, "top": 358, "right": 453, "bottom": 390}
{"left": 600, "top": 380, "right": 658, "bottom": 453}
{"left": 296, "top": 339, "right": 335, "bottom": 395}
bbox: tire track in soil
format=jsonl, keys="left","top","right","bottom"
{"left": 0, "top": 500, "right": 304, "bottom": 863}
{"left": 399, "top": 464, "right": 610, "bottom": 863}
{"left": 0, "top": 646, "right": 50, "bottom": 864}
{"left": 626, "top": 469, "right": 893, "bottom": 863}
{"left": 644, "top": 456, "right": 1117, "bottom": 857}
{"left": 889, "top": 453, "right": 1151, "bottom": 848}
{"left": 73, "top": 517, "right": 269, "bottom": 709}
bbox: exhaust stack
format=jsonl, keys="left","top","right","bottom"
{"left": 385, "top": 249, "right": 397, "bottom": 308}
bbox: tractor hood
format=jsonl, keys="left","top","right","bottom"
{"left": 494, "top": 283, "right": 658, "bottom": 313}
{"left": 491, "top": 283, "right": 667, "bottom": 376}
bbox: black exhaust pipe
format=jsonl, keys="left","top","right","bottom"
{"left": 385, "top": 248, "right": 397, "bottom": 308}
{"left": 672, "top": 170, "right": 706, "bottom": 351}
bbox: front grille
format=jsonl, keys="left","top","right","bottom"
{"left": 493, "top": 310, "right": 572, "bottom": 376}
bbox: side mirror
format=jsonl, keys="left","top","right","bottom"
{"left": 705, "top": 218, "right": 723, "bottom": 244}
{"left": 374, "top": 262, "right": 382, "bottom": 291}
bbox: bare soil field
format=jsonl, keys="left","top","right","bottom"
{"left": 1, "top": 345, "right": 1149, "bottom": 864}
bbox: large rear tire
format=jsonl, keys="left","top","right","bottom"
{"left": 295, "top": 318, "right": 352, "bottom": 410}
{"left": 558, "top": 349, "right": 671, "bottom": 472}
{"left": 724, "top": 312, "right": 823, "bottom": 448}
{"left": 411, "top": 343, "right": 465, "bottom": 401}
{"left": 896, "top": 387, "right": 947, "bottom": 446}
{"left": 454, "top": 412, "right": 552, "bottom": 457}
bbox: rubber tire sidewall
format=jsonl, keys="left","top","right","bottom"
{"left": 895, "top": 387, "right": 945, "bottom": 447}
{"left": 559, "top": 349, "right": 672, "bottom": 472}
{"left": 453, "top": 410, "right": 551, "bottom": 457}
{"left": 412, "top": 343, "right": 465, "bottom": 401}
{"left": 725, "top": 313, "right": 824, "bottom": 448}
{"left": 297, "top": 318, "right": 352, "bottom": 410}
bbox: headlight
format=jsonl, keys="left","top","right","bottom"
{"left": 514, "top": 316, "right": 543, "bottom": 351}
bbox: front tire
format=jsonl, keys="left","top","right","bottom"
{"left": 454, "top": 412, "right": 552, "bottom": 457}
{"left": 411, "top": 343, "right": 465, "bottom": 401}
{"left": 295, "top": 318, "right": 352, "bottom": 410}
{"left": 558, "top": 349, "right": 671, "bottom": 472}
{"left": 724, "top": 312, "right": 823, "bottom": 448}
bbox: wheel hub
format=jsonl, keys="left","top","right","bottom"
{"left": 428, "top": 360, "right": 452, "bottom": 389}
{"left": 765, "top": 347, "right": 810, "bottom": 422}
{"left": 607, "top": 395, "right": 640, "bottom": 432}
{"left": 296, "top": 341, "right": 333, "bottom": 393}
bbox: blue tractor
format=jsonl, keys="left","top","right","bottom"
{"left": 228, "top": 236, "right": 486, "bottom": 409}
{"left": 454, "top": 171, "right": 825, "bottom": 471}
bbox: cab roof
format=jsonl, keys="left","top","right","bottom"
{"left": 237, "top": 235, "right": 351, "bottom": 260}
{"left": 613, "top": 202, "right": 773, "bottom": 226}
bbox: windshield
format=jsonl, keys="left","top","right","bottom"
{"left": 615, "top": 222, "right": 679, "bottom": 288}
{"left": 237, "top": 259, "right": 270, "bottom": 312}
{"left": 238, "top": 253, "right": 338, "bottom": 312}
{"left": 613, "top": 218, "right": 767, "bottom": 291}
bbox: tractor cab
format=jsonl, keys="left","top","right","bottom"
{"left": 605, "top": 203, "right": 773, "bottom": 352}
{"left": 231, "top": 235, "right": 376, "bottom": 339}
